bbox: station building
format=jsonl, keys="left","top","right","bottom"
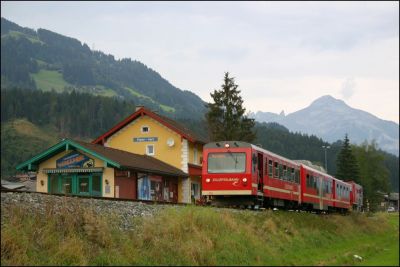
{"left": 92, "top": 106, "right": 206, "bottom": 203}
{"left": 16, "top": 106, "right": 206, "bottom": 203}
{"left": 16, "top": 139, "right": 187, "bottom": 202}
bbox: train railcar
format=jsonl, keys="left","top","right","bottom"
{"left": 202, "top": 141, "right": 363, "bottom": 212}
{"left": 348, "top": 181, "right": 363, "bottom": 211}
{"left": 333, "top": 178, "right": 351, "bottom": 211}
{"left": 301, "top": 165, "right": 335, "bottom": 211}
{"left": 202, "top": 141, "right": 261, "bottom": 207}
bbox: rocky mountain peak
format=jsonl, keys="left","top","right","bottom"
{"left": 309, "top": 95, "right": 347, "bottom": 108}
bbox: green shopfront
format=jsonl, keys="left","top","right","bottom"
{"left": 47, "top": 172, "right": 102, "bottom": 196}
{"left": 16, "top": 139, "right": 187, "bottom": 200}
{"left": 46, "top": 151, "right": 103, "bottom": 196}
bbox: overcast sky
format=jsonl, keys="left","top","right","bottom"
{"left": 2, "top": 1, "right": 399, "bottom": 123}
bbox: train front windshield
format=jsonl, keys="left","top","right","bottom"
{"left": 207, "top": 152, "right": 246, "bottom": 173}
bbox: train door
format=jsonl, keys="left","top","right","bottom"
{"left": 257, "top": 152, "right": 264, "bottom": 191}
{"left": 318, "top": 177, "right": 323, "bottom": 210}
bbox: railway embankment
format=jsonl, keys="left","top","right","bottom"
{"left": 1, "top": 192, "right": 399, "bottom": 266}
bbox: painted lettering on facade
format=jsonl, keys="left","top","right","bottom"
{"left": 56, "top": 152, "right": 94, "bottom": 169}
{"left": 133, "top": 137, "right": 158, "bottom": 142}
{"left": 212, "top": 178, "right": 240, "bottom": 182}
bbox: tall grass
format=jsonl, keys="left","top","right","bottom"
{"left": 1, "top": 200, "right": 398, "bottom": 266}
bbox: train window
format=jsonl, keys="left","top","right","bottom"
{"left": 252, "top": 153, "right": 257, "bottom": 173}
{"left": 274, "top": 162, "right": 279, "bottom": 178}
{"left": 268, "top": 160, "right": 273, "bottom": 177}
{"left": 265, "top": 159, "right": 268, "bottom": 176}
{"left": 295, "top": 170, "right": 300, "bottom": 184}
{"left": 313, "top": 177, "right": 317, "bottom": 189}
{"left": 291, "top": 168, "right": 295, "bottom": 183}
{"left": 283, "top": 165, "right": 287, "bottom": 181}
{"left": 306, "top": 174, "right": 311, "bottom": 188}
{"left": 207, "top": 152, "right": 246, "bottom": 173}
{"left": 278, "top": 164, "right": 283, "bottom": 180}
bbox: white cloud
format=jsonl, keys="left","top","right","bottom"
{"left": 2, "top": 1, "right": 399, "bottom": 123}
{"left": 341, "top": 78, "right": 356, "bottom": 100}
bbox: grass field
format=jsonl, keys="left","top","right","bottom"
{"left": 31, "top": 69, "right": 71, "bottom": 92}
{"left": 124, "top": 86, "right": 176, "bottom": 113}
{"left": 1, "top": 200, "right": 398, "bottom": 266}
{"left": 2, "top": 30, "right": 44, "bottom": 44}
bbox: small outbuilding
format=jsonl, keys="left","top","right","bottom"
{"left": 16, "top": 139, "right": 187, "bottom": 202}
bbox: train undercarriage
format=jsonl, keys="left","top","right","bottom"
{"left": 206, "top": 194, "right": 352, "bottom": 214}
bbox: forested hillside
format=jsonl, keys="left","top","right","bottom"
{"left": 1, "top": 18, "right": 397, "bottom": 192}
{"left": 1, "top": 89, "right": 398, "bottom": 192}
{"left": 1, "top": 18, "right": 206, "bottom": 120}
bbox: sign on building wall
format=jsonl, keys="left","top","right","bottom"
{"left": 137, "top": 173, "right": 165, "bottom": 201}
{"left": 133, "top": 137, "right": 158, "bottom": 142}
{"left": 56, "top": 151, "right": 94, "bottom": 169}
{"left": 115, "top": 170, "right": 130, "bottom": 178}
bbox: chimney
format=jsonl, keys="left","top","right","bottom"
{"left": 136, "top": 105, "right": 144, "bottom": 111}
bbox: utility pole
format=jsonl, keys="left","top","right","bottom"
{"left": 322, "top": 145, "right": 331, "bottom": 173}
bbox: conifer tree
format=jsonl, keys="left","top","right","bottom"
{"left": 205, "top": 72, "right": 255, "bottom": 142}
{"left": 336, "top": 134, "right": 360, "bottom": 182}
{"left": 353, "top": 140, "right": 389, "bottom": 211}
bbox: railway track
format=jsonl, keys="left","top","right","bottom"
{"left": 0, "top": 188, "right": 189, "bottom": 206}
{"left": 0, "top": 189, "right": 348, "bottom": 215}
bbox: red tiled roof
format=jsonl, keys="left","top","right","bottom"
{"left": 92, "top": 107, "right": 208, "bottom": 145}
{"left": 74, "top": 140, "right": 188, "bottom": 177}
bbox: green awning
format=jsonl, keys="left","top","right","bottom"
{"left": 43, "top": 167, "right": 104, "bottom": 174}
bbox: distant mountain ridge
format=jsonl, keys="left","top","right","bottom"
{"left": 251, "top": 95, "right": 399, "bottom": 156}
{"left": 0, "top": 17, "right": 206, "bottom": 120}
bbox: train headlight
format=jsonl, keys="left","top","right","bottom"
{"left": 224, "top": 143, "right": 230, "bottom": 148}
{"left": 242, "top": 178, "right": 247, "bottom": 183}
{"left": 206, "top": 178, "right": 211, "bottom": 183}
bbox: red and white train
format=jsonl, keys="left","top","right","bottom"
{"left": 202, "top": 141, "right": 363, "bottom": 212}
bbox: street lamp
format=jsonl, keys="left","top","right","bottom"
{"left": 322, "top": 145, "right": 331, "bottom": 173}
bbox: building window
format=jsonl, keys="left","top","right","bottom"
{"left": 194, "top": 145, "right": 198, "bottom": 164}
{"left": 146, "top": 144, "right": 155, "bottom": 155}
{"left": 141, "top": 126, "right": 149, "bottom": 133}
{"left": 47, "top": 173, "right": 102, "bottom": 197}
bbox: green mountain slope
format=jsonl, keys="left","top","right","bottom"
{"left": 1, "top": 119, "right": 60, "bottom": 177}
{"left": 1, "top": 17, "right": 205, "bottom": 120}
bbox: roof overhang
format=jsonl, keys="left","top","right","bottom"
{"left": 16, "top": 139, "right": 120, "bottom": 172}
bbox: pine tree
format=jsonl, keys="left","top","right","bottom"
{"left": 336, "top": 134, "right": 360, "bottom": 182}
{"left": 205, "top": 72, "right": 256, "bottom": 142}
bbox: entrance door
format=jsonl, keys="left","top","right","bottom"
{"left": 77, "top": 175, "right": 90, "bottom": 196}
{"left": 170, "top": 182, "right": 178, "bottom": 203}
{"left": 60, "top": 174, "right": 73, "bottom": 195}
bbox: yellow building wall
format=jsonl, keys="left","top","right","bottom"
{"left": 35, "top": 149, "right": 115, "bottom": 197}
{"left": 106, "top": 116, "right": 183, "bottom": 170}
{"left": 103, "top": 114, "right": 204, "bottom": 203}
